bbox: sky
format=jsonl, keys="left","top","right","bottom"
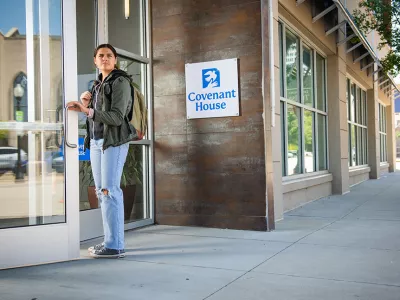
{"left": 0, "top": 0, "right": 61, "bottom": 36}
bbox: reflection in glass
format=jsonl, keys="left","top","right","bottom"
{"left": 350, "top": 125, "right": 356, "bottom": 166}
{"left": 118, "top": 57, "right": 144, "bottom": 92}
{"left": 363, "top": 91, "right": 367, "bottom": 126}
{"left": 0, "top": 0, "right": 65, "bottom": 229}
{"left": 281, "top": 101, "right": 286, "bottom": 175}
{"left": 287, "top": 104, "right": 302, "bottom": 175}
{"left": 303, "top": 47, "right": 313, "bottom": 107}
{"left": 286, "top": 31, "right": 299, "bottom": 102}
{"left": 350, "top": 84, "right": 355, "bottom": 122}
{"left": 357, "top": 87, "right": 362, "bottom": 124}
{"left": 347, "top": 79, "right": 350, "bottom": 119}
{"left": 279, "top": 23, "right": 284, "bottom": 97}
{"left": 317, "top": 114, "right": 327, "bottom": 170}
{"left": 124, "top": 145, "right": 148, "bottom": 223}
{"left": 108, "top": 0, "right": 144, "bottom": 56}
{"left": 304, "top": 110, "right": 314, "bottom": 173}
{"left": 363, "top": 128, "right": 367, "bottom": 164}
{"left": 357, "top": 127, "right": 362, "bottom": 165}
{"left": 316, "top": 54, "right": 326, "bottom": 111}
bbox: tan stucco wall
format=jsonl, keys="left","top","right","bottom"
{"left": 349, "top": 166, "right": 370, "bottom": 186}
{"left": 276, "top": 0, "right": 396, "bottom": 213}
{"left": 282, "top": 174, "right": 332, "bottom": 212}
{"left": 0, "top": 35, "right": 62, "bottom": 123}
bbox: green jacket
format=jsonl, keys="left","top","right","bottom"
{"left": 84, "top": 69, "right": 136, "bottom": 151}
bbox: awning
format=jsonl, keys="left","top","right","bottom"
{"left": 296, "top": 0, "right": 399, "bottom": 96}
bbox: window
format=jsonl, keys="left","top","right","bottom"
{"left": 379, "top": 103, "right": 387, "bottom": 162}
{"left": 279, "top": 22, "right": 328, "bottom": 176}
{"left": 347, "top": 79, "right": 367, "bottom": 167}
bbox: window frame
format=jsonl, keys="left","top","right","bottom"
{"left": 379, "top": 102, "right": 388, "bottom": 163}
{"left": 279, "top": 21, "right": 329, "bottom": 178}
{"left": 346, "top": 77, "right": 368, "bottom": 168}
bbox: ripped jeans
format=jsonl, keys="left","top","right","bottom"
{"left": 90, "top": 139, "right": 129, "bottom": 250}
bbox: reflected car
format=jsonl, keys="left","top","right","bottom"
{"left": 0, "top": 147, "right": 28, "bottom": 174}
{"left": 51, "top": 152, "right": 64, "bottom": 173}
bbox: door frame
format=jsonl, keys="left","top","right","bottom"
{"left": 80, "top": 0, "right": 154, "bottom": 242}
{"left": 0, "top": 0, "right": 80, "bottom": 269}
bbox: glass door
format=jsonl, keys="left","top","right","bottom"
{"left": 79, "top": 0, "right": 154, "bottom": 242}
{"left": 0, "top": 0, "right": 80, "bottom": 269}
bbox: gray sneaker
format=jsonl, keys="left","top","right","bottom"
{"left": 90, "top": 247, "right": 125, "bottom": 258}
{"left": 88, "top": 242, "right": 104, "bottom": 253}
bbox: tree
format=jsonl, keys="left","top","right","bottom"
{"left": 353, "top": 0, "right": 400, "bottom": 77}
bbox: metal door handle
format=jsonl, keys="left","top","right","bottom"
{"left": 65, "top": 104, "right": 77, "bottom": 148}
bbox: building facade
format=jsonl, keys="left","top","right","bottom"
{"left": 0, "top": 0, "right": 398, "bottom": 269}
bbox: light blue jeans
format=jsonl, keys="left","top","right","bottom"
{"left": 90, "top": 139, "right": 129, "bottom": 250}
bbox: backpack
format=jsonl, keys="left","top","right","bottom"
{"left": 127, "top": 84, "right": 147, "bottom": 140}
{"left": 96, "top": 71, "right": 148, "bottom": 140}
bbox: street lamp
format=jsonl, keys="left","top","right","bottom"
{"left": 14, "top": 83, "right": 25, "bottom": 180}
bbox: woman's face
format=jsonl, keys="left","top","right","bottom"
{"left": 94, "top": 47, "right": 117, "bottom": 73}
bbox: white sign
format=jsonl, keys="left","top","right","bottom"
{"left": 185, "top": 58, "right": 239, "bottom": 119}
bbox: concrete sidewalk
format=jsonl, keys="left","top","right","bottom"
{"left": 1, "top": 173, "right": 400, "bottom": 299}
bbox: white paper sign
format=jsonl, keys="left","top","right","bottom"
{"left": 185, "top": 58, "right": 239, "bottom": 119}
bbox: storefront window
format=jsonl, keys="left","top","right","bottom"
{"left": 285, "top": 30, "right": 299, "bottom": 102}
{"left": 279, "top": 22, "right": 328, "bottom": 176}
{"left": 0, "top": 0, "right": 65, "bottom": 229}
{"left": 347, "top": 79, "right": 368, "bottom": 167}
{"left": 379, "top": 103, "right": 387, "bottom": 162}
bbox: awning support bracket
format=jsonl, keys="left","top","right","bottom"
{"left": 312, "top": 4, "right": 337, "bottom": 23}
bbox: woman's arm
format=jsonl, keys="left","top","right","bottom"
{"left": 92, "top": 77, "right": 131, "bottom": 126}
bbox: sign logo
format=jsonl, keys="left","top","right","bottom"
{"left": 185, "top": 58, "right": 239, "bottom": 119}
{"left": 202, "top": 68, "right": 220, "bottom": 89}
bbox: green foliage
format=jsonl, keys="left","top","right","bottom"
{"left": 353, "top": 0, "right": 400, "bottom": 77}
{"left": 0, "top": 130, "right": 8, "bottom": 140}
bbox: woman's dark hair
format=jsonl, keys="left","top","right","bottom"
{"left": 93, "top": 43, "right": 118, "bottom": 58}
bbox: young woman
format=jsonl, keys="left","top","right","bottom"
{"left": 68, "top": 44, "right": 135, "bottom": 258}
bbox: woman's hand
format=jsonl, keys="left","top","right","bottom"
{"left": 80, "top": 91, "right": 92, "bottom": 107}
{"left": 67, "top": 101, "right": 90, "bottom": 115}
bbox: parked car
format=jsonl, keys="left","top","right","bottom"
{"left": 51, "top": 152, "right": 64, "bottom": 173}
{"left": 0, "top": 147, "right": 28, "bottom": 174}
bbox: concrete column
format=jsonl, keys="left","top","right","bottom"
{"left": 367, "top": 86, "right": 380, "bottom": 179}
{"left": 387, "top": 100, "right": 396, "bottom": 172}
{"left": 327, "top": 47, "right": 349, "bottom": 194}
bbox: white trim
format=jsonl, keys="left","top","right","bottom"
{"left": 114, "top": 47, "right": 150, "bottom": 64}
{"left": 281, "top": 97, "right": 328, "bottom": 115}
{"left": 63, "top": 0, "right": 80, "bottom": 261}
{"left": 348, "top": 121, "right": 367, "bottom": 129}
